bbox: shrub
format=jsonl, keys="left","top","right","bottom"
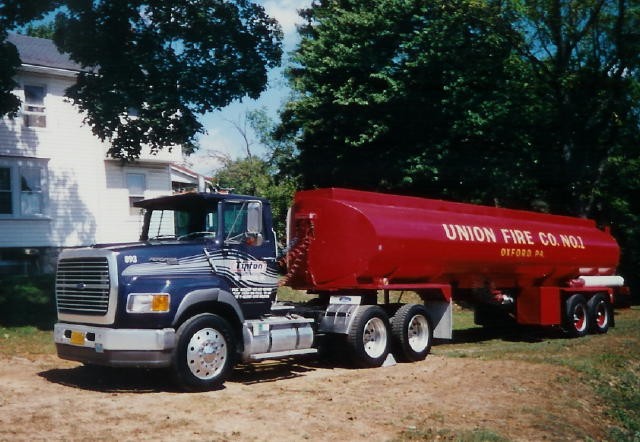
{"left": 0, "top": 274, "right": 56, "bottom": 329}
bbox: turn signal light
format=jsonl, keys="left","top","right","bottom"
{"left": 151, "top": 293, "right": 170, "bottom": 312}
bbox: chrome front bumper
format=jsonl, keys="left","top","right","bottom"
{"left": 54, "top": 323, "right": 176, "bottom": 367}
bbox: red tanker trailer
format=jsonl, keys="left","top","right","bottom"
{"left": 286, "top": 188, "right": 627, "bottom": 338}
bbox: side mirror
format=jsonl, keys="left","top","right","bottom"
{"left": 247, "top": 201, "right": 263, "bottom": 234}
{"left": 245, "top": 201, "right": 264, "bottom": 246}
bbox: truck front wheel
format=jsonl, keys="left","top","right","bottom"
{"left": 172, "top": 313, "right": 235, "bottom": 391}
{"left": 563, "top": 294, "right": 590, "bottom": 338}
{"left": 347, "top": 305, "right": 391, "bottom": 368}
{"left": 391, "top": 304, "right": 433, "bottom": 362}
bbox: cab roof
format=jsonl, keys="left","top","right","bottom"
{"left": 134, "top": 192, "right": 268, "bottom": 211}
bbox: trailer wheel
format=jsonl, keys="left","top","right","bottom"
{"left": 563, "top": 294, "right": 590, "bottom": 338}
{"left": 172, "top": 313, "right": 235, "bottom": 391}
{"left": 391, "top": 304, "right": 433, "bottom": 362}
{"left": 347, "top": 305, "right": 391, "bottom": 368}
{"left": 587, "top": 294, "right": 611, "bottom": 334}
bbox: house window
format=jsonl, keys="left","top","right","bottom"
{"left": 23, "top": 85, "right": 46, "bottom": 128}
{"left": 0, "top": 160, "right": 47, "bottom": 217}
{"left": 0, "top": 167, "right": 12, "bottom": 214}
{"left": 127, "top": 173, "right": 146, "bottom": 216}
{"left": 20, "top": 167, "right": 43, "bottom": 215}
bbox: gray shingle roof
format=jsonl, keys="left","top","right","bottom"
{"left": 7, "top": 33, "right": 83, "bottom": 72}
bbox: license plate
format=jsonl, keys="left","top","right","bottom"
{"left": 70, "top": 331, "right": 85, "bottom": 346}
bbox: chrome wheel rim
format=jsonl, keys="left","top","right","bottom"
{"left": 362, "top": 317, "right": 387, "bottom": 359}
{"left": 407, "top": 314, "right": 430, "bottom": 352}
{"left": 187, "top": 327, "right": 228, "bottom": 380}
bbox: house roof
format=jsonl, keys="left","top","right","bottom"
{"left": 171, "top": 163, "right": 200, "bottom": 179}
{"left": 7, "top": 33, "right": 83, "bottom": 72}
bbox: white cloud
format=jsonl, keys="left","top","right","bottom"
{"left": 260, "top": 0, "right": 311, "bottom": 48}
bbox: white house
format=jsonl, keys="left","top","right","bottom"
{"left": 0, "top": 33, "right": 204, "bottom": 274}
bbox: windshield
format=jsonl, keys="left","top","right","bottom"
{"left": 146, "top": 208, "right": 218, "bottom": 240}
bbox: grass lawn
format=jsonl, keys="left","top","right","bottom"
{"left": 434, "top": 306, "right": 640, "bottom": 440}
{"left": 0, "top": 325, "right": 55, "bottom": 356}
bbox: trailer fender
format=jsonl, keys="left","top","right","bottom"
{"left": 424, "top": 299, "right": 453, "bottom": 340}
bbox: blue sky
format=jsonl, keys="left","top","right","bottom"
{"left": 189, "top": 0, "right": 311, "bottom": 175}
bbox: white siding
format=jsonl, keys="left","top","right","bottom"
{"left": 98, "top": 162, "right": 173, "bottom": 243}
{"left": 0, "top": 72, "right": 104, "bottom": 247}
{"left": 0, "top": 68, "right": 181, "bottom": 249}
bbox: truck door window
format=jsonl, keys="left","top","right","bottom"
{"left": 223, "top": 200, "right": 263, "bottom": 244}
{"left": 223, "top": 202, "right": 248, "bottom": 243}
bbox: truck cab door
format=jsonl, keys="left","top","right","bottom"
{"left": 220, "top": 200, "right": 278, "bottom": 318}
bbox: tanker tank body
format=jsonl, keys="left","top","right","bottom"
{"left": 285, "top": 188, "right": 628, "bottom": 338}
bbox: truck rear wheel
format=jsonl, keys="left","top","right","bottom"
{"left": 172, "top": 313, "right": 235, "bottom": 391}
{"left": 391, "top": 304, "right": 432, "bottom": 362}
{"left": 587, "top": 293, "right": 611, "bottom": 334}
{"left": 563, "top": 294, "right": 590, "bottom": 338}
{"left": 347, "top": 305, "right": 391, "bottom": 368}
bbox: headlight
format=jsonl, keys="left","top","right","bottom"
{"left": 126, "top": 293, "right": 170, "bottom": 313}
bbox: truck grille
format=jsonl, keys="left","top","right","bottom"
{"left": 56, "top": 258, "right": 111, "bottom": 315}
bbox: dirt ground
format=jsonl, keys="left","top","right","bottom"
{"left": 0, "top": 347, "right": 613, "bottom": 442}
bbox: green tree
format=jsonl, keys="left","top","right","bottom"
{"left": 213, "top": 109, "right": 297, "bottom": 241}
{"left": 511, "top": 0, "right": 640, "bottom": 216}
{"left": 249, "top": 108, "right": 300, "bottom": 185}
{"left": 53, "top": 0, "right": 283, "bottom": 159}
{"left": 23, "top": 22, "right": 55, "bottom": 39}
{"left": 0, "top": 1, "right": 59, "bottom": 117}
{"left": 283, "top": 0, "right": 640, "bottom": 210}
{"left": 509, "top": 0, "right": 640, "bottom": 290}
{"left": 280, "top": 0, "right": 532, "bottom": 204}
{"left": 1, "top": 1, "right": 282, "bottom": 160}
{"left": 213, "top": 154, "right": 296, "bottom": 243}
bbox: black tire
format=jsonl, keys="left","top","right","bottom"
{"left": 346, "top": 305, "right": 391, "bottom": 368}
{"left": 587, "top": 293, "right": 612, "bottom": 334}
{"left": 172, "top": 313, "right": 235, "bottom": 391}
{"left": 391, "top": 304, "right": 433, "bottom": 362}
{"left": 563, "top": 294, "right": 590, "bottom": 338}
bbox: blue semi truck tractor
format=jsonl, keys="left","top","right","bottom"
{"left": 53, "top": 192, "right": 323, "bottom": 391}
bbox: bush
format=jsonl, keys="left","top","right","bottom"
{"left": 0, "top": 274, "right": 56, "bottom": 329}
